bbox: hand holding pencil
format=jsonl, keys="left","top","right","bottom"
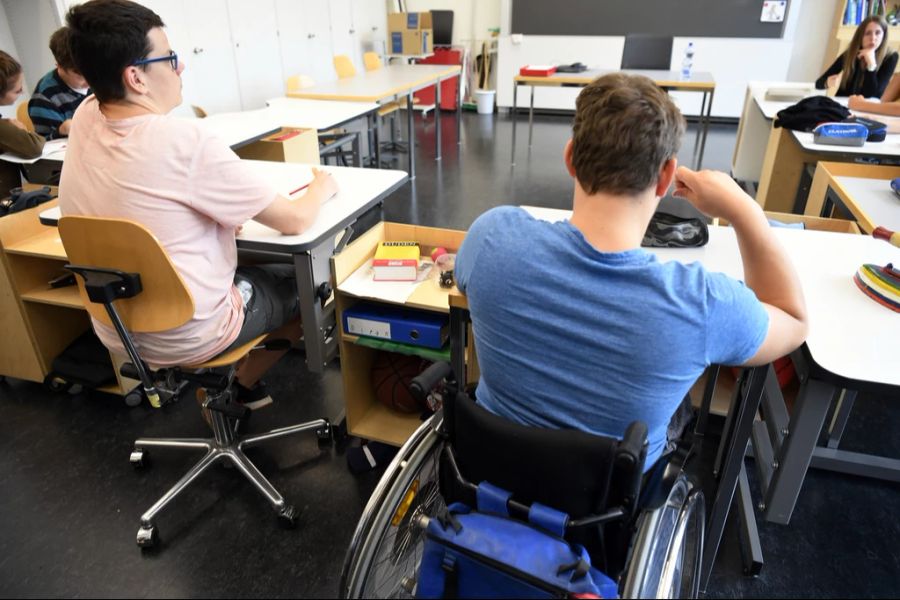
{"left": 301, "top": 167, "right": 338, "bottom": 203}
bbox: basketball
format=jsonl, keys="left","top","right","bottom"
{"left": 371, "top": 352, "right": 429, "bottom": 414}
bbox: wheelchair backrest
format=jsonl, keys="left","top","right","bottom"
{"left": 441, "top": 391, "right": 647, "bottom": 528}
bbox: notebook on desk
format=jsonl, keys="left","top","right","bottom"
{"left": 764, "top": 87, "right": 814, "bottom": 102}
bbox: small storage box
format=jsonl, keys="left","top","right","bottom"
{"left": 234, "top": 128, "right": 320, "bottom": 163}
{"left": 812, "top": 122, "right": 868, "bottom": 147}
{"left": 519, "top": 65, "right": 557, "bottom": 77}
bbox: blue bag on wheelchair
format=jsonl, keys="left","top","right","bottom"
{"left": 416, "top": 482, "right": 618, "bottom": 599}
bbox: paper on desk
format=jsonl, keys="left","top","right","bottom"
{"left": 339, "top": 258, "right": 435, "bottom": 304}
{"left": 0, "top": 138, "right": 67, "bottom": 164}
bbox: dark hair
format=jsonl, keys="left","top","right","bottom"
{"left": 49, "top": 27, "right": 78, "bottom": 71}
{"left": 0, "top": 50, "right": 23, "bottom": 95}
{"left": 571, "top": 73, "right": 685, "bottom": 196}
{"left": 66, "top": 0, "right": 164, "bottom": 102}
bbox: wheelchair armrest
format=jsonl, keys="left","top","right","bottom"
{"left": 65, "top": 264, "right": 142, "bottom": 304}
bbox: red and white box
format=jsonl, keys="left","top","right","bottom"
{"left": 519, "top": 65, "right": 557, "bottom": 77}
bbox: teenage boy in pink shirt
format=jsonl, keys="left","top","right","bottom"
{"left": 60, "top": 0, "right": 338, "bottom": 401}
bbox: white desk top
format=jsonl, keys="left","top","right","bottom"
{"left": 833, "top": 175, "right": 900, "bottom": 231}
{"left": 42, "top": 161, "right": 408, "bottom": 253}
{"left": 287, "top": 64, "right": 461, "bottom": 103}
{"left": 0, "top": 138, "right": 67, "bottom": 165}
{"left": 520, "top": 205, "right": 900, "bottom": 388}
{"left": 263, "top": 97, "right": 379, "bottom": 130}
{"left": 516, "top": 69, "right": 715, "bottom": 89}
{"left": 194, "top": 113, "right": 281, "bottom": 149}
{"left": 749, "top": 81, "right": 822, "bottom": 120}
{"left": 793, "top": 131, "right": 900, "bottom": 157}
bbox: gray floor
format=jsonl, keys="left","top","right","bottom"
{"left": 0, "top": 110, "right": 898, "bottom": 598}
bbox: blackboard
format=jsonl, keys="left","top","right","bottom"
{"left": 511, "top": 0, "right": 791, "bottom": 39}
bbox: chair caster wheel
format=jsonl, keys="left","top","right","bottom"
{"left": 124, "top": 390, "right": 143, "bottom": 407}
{"left": 316, "top": 421, "right": 334, "bottom": 448}
{"left": 130, "top": 449, "right": 148, "bottom": 468}
{"left": 278, "top": 505, "right": 299, "bottom": 529}
{"left": 136, "top": 525, "right": 158, "bottom": 548}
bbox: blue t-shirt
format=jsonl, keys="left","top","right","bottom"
{"left": 456, "top": 207, "right": 769, "bottom": 468}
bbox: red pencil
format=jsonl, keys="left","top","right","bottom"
{"left": 289, "top": 183, "right": 310, "bottom": 196}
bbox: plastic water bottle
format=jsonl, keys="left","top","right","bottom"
{"left": 681, "top": 43, "right": 694, "bottom": 81}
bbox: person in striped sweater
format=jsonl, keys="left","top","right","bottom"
{"left": 28, "top": 27, "right": 90, "bottom": 140}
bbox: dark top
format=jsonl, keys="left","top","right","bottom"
{"left": 27, "top": 70, "right": 89, "bottom": 140}
{"left": 0, "top": 119, "right": 45, "bottom": 197}
{"left": 815, "top": 51, "right": 899, "bottom": 98}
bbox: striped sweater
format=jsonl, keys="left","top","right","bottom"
{"left": 28, "top": 70, "right": 89, "bottom": 140}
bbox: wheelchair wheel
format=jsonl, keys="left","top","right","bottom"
{"left": 621, "top": 473, "right": 705, "bottom": 599}
{"left": 340, "top": 416, "right": 445, "bottom": 598}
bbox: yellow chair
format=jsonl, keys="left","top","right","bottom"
{"left": 16, "top": 101, "right": 34, "bottom": 132}
{"left": 363, "top": 51, "right": 383, "bottom": 72}
{"left": 333, "top": 54, "right": 357, "bottom": 79}
{"left": 285, "top": 74, "right": 316, "bottom": 93}
{"left": 59, "top": 215, "right": 333, "bottom": 548}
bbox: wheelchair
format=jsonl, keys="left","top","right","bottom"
{"left": 340, "top": 363, "right": 706, "bottom": 598}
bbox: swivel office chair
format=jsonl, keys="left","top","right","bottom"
{"left": 621, "top": 34, "right": 674, "bottom": 70}
{"left": 58, "top": 215, "right": 332, "bottom": 548}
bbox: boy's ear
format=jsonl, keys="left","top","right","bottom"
{"left": 655, "top": 158, "right": 677, "bottom": 197}
{"left": 563, "top": 139, "right": 576, "bottom": 177}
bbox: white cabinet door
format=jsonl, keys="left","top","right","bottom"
{"left": 329, "top": 0, "right": 360, "bottom": 72}
{"left": 352, "top": 0, "right": 387, "bottom": 58}
{"left": 274, "top": 0, "right": 311, "bottom": 91}
{"left": 182, "top": 0, "right": 243, "bottom": 114}
{"left": 227, "top": 0, "right": 285, "bottom": 110}
{"left": 297, "top": 0, "right": 337, "bottom": 84}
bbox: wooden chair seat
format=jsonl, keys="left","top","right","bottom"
{"left": 186, "top": 334, "right": 268, "bottom": 369}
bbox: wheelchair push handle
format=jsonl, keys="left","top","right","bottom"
{"left": 410, "top": 361, "right": 454, "bottom": 403}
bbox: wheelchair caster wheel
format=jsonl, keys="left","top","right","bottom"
{"left": 130, "top": 449, "right": 148, "bottom": 468}
{"left": 278, "top": 505, "right": 299, "bottom": 529}
{"left": 124, "top": 390, "right": 143, "bottom": 407}
{"left": 316, "top": 421, "right": 334, "bottom": 448}
{"left": 44, "top": 375, "right": 71, "bottom": 393}
{"left": 136, "top": 525, "right": 158, "bottom": 548}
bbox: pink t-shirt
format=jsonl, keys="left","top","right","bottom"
{"left": 59, "top": 96, "right": 277, "bottom": 366}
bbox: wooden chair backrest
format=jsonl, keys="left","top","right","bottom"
{"left": 16, "top": 101, "right": 34, "bottom": 131}
{"left": 58, "top": 215, "right": 195, "bottom": 333}
{"left": 333, "top": 55, "right": 357, "bottom": 79}
{"left": 363, "top": 52, "right": 383, "bottom": 72}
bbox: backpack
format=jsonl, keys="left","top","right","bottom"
{"left": 45, "top": 331, "right": 117, "bottom": 392}
{"left": 0, "top": 186, "right": 55, "bottom": 217}
{"left": 774, "top": 96, "right": 851, "bottom": 132}
{"left": 416, "top": 481, "right": 619, "bottom": 599}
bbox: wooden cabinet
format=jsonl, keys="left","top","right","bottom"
{"left": 331, "top": 222, "right": 472, "bottom": 447}
{"left": 0, "top": 200, "right": 131, "bottom": 395}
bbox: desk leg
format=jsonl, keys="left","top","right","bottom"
{"left": 374, "top": 112, "right": 382, "bottom": 168}
{"left": 407, "top": 92, "right": 416, "bottom": 179}
{"left": 528, "top": 86, "right": 535, "bottom": 147}
{"left": 456, "top": 73, "right": 462, "bottom": 145}
{"left": 805, "top": 163, "right": 833, "bottom": 219}
{"left": 693, "top": 92, "right": 707, "bottom": 167}
{"left": 762, "top": 377, "right": 835, "bottom": 525}
{"left": 824, "top": 389, "right": 856, "bottom": 449}
{"left": 294, "top": 240, "right": 338, "bottom": 374}
{"left": 697, "top": 89, "right": 713, "bottom": 170}
{"left": 700, "top": 365, "right": 766, "bottom": 592}
{"left": 511, "top": 83, "right": 519, "bottom": 165}
{"left": 435, "top": 78, "right": 443, "bottom": 161}
{"left": 736, "top": 464, "right": 764, "bottom": 576}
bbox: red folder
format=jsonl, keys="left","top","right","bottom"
{"left": 519, "top": 65, "right": 557, "bottom": 77}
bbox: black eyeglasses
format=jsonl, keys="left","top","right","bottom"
{"left": 132, "top": 50, "right": 178, "bottom": 71}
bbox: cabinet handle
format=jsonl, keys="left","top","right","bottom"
{"left": 193, "top": 47, "right": 204, "bottom": 54}
{"left": 308, "top": 33, "right": 316, "bottom": 39}
{"left": 349, "top": 29, "right": 355, "bottom": 34}
{"left": 372, "top": 26, "right": 378, "bottom": 31}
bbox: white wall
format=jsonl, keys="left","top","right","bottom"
{"left": 495, "top": 0, "right": 839, "bottom": 118}
{"left": 2, "top": 0, "right": 61, "bottom": 100}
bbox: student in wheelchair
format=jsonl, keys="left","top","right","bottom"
{"left": 341, "top": 74, "right": 808, "bottom": 598}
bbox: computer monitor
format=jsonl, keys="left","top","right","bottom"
{"left": 431, "top": 10, "right": 453, "bottom": 47}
